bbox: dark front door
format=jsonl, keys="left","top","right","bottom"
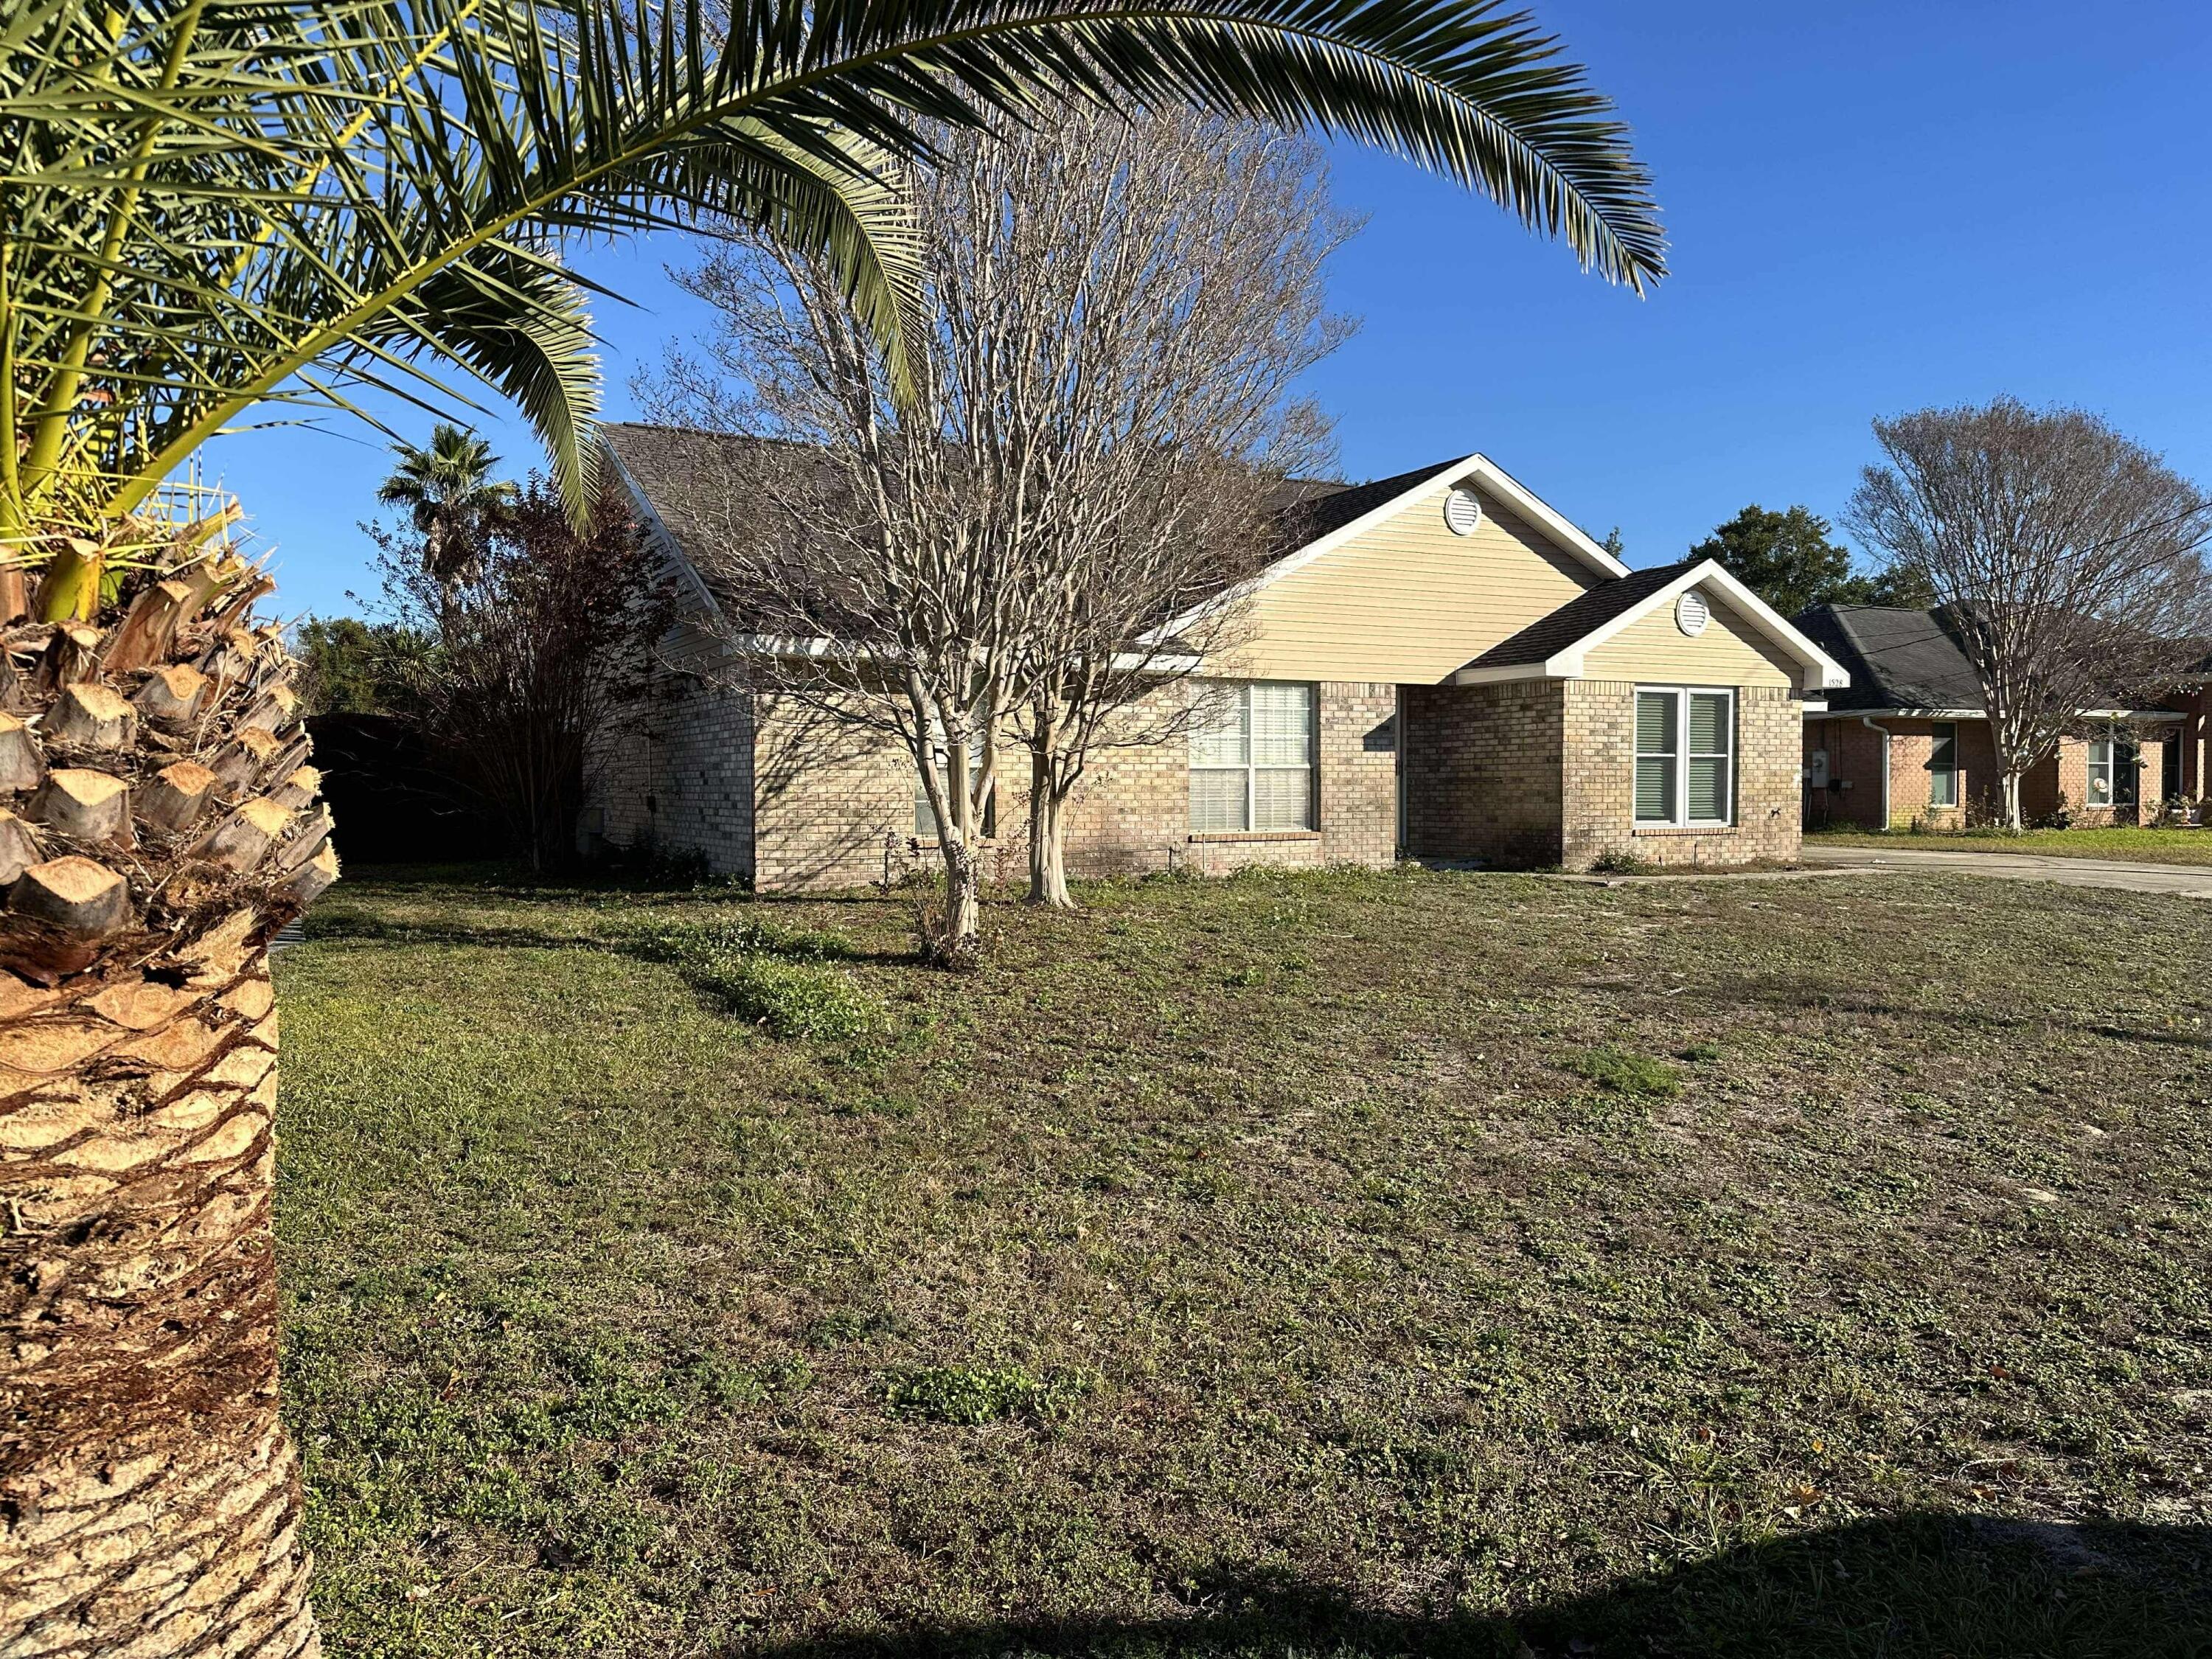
{"left": 2163, "top": 737, "right": 2183, "bottom": 803}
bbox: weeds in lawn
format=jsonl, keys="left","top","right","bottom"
{"left": 884, "top": 1364, "right": 1088, "bottom": 1425}
{"left": 1565, "top": 1043, "right": 1684, "bottom": 1096}
{"left": 625, "top": 918, "right": 877, "bottom": 1039}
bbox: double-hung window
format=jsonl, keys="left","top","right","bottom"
{"left": 1928, "top": 722, "right": 1959, "bottom": 809}
{"left": 2087, "top": 737, "right": 2138, "bottom": 807}
{"left": 1190, "top": 681, "right": 1315, "bottom": 832}
{"left": 2086, "top": 738, "right": 2115, "bottom": 806}
{"left": 1633, "top": 688, "right": 1734, "bottom": 827}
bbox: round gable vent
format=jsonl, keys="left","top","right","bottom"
{"left": 1442, "top": 486, "right": 1483, "bottom": 536}
{"left": 1676, "top": 589, "right": 1711, "bottom": 637}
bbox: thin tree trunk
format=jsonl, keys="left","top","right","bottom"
{"left": 1026, "top": 748, "right": 1075, "bottom": 908}
{"left": 1, "top": 944, "right": 320, "bottom": 1658}
{"left": 2003, "top": 768, "right": 2025, "bottom": 830}
{"left": 942, "top": 835, "right": 981, "bottom": 945}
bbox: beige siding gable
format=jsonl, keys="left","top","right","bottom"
{"left": 1221, "top": 483, "right": 1600, "bottom": 684}
{"left": 1580, "top": 591, "right": 1798, "bottom": 687}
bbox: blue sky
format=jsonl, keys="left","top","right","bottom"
{"left": 200, "top": 0, "right": 2212, "bottom": 621}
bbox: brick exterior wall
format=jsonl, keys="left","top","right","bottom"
{"left": 1317, "top": 683, "right": 1401, "bottom": 866}
{"left": 1402, "top": 679, "right": 1798, "bottom": 870}
{"left": 590, "top": 649, "right": 1807, "bottom": 886}
{"left": 737, "top": 678, "right": 1402, "bottom": 892}
{"left": 1801, "top": 714, "right": 2182, "bottom": 829}
{"left": 580, "top": 621, "right": 756, "bottom": 876}
{"left": 1400, "top": 681, "right": 1564, "bottom": 866}
{"left": 1804, "top": 715, "right": 2006, "bottom": 830}
{"left": 2045, "top": 733, "right": 2168, "bottom": 826}
{"left": 752, "top": 691, "right": 922, "bottom": 890}
{"left": 1565, "top": 681, "right": 1800, "bottom": 869}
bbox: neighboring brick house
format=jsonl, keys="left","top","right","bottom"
{"left": 1793, "top": 604, "right": 2188, "bottom": 830}
{"left": 585, "top": 425, "right": 1848, "bottom": 888}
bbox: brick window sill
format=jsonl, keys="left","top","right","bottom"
{"left": 1632, "top": 824, "right": 1739, "bottom": 838}
{"left": 1187, "top": 831, "right": 1322, "bottom": 844}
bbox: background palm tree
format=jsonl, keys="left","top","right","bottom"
{"left": 377, "top": 424, "right": 522, "bottom": 585}
{"left": 0, "top": 2, "right": 1665, "bottom": 1653}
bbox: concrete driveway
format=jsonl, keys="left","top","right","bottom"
{"left": 1801, "top": 841, "right": 2212, "bottom": 897}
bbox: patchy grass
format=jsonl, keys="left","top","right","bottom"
{"left": 1809, "top": 824, "right": 2212, "bottom": 865}
{"left": 1562, "top": 1044, "right": 1683, "bottom": 1098}
{"left": 277, "top": 863, "right": 2212, "bottom": 1658}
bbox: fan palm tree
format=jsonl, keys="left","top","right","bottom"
{"left": 377, "top": 423, "right": 521, "bottom": 583}
{"left": 0, "top": 1, "right": 1665, "bottom": 1652}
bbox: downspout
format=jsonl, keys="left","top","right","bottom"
{"left": 1860, "top": 717, "right": 1892, "bottom": 830}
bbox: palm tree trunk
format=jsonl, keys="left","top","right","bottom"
{"left": 0, "top": 527, "right": 335, "bottom": 1656}
{"left": 1, "top": 952, "right": 320, "bottom": 1658}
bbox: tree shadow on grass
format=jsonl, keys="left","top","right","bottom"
{"left": 747, "top": 1514, "right": 2212, "bottom": 1659}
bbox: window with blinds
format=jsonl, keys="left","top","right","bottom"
{"left": 1189, "top": 681, "right": 1315, "bottom": 832}
{"left": 1635, "top": 687, "right": 1733, "bottom": 827}
{"left": 1634, "top": 690, "right": 1678, "bottom": 823}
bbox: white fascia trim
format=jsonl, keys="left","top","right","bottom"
{"left": 1842, "top": 707, "right": 1987, "bottom": 720}
{"left": 1144, "top": 451, "right": 1629, "bottom": 644}
{"left": 1450, "top": 560, "right": 1851, "bottom": 693}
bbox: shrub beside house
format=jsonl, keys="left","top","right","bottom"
{"left": 584, "top": 425, "right": 1849, "bottom": 888}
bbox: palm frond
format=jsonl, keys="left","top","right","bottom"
{"left": 0, "top": 0, "right": 1663, "bottom": 543}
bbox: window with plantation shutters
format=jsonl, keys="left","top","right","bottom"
{"left": 1189, "top": 681, "right": 1314, "bottom": 832}
{"left": 1634, "top": 686, "right": 1734, "bottom": 828}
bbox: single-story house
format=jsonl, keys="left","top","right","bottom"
{"left": 1792, "top": 603, "right": 2192, "bottom": 829}
{"left": 585, "top": 424, "right": 1849, "bottom": 888}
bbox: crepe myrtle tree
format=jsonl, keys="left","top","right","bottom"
{"left": 1848, "top": 398, "right": 2212, "bottom": 830}
{"left": 651, "top": 106, "right": 1354, "bottom": 922}
{"left": 1, "top": 0, "right": 1662, "bottom": 1648}
{"left": 984, "top": 114, "right": 1353, "bottom": 911}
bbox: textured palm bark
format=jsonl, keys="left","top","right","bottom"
{"left": 0, "top": 552, "right": 334, "bottom": 1655}
{"left": 1, "top": 952, "right": 318, "bottom": 1658}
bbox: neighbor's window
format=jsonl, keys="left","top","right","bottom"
{"left": 1634, "top": 688, "right": 1734, "bottom": 827}
{"left": 1190, "top": 681, "right": 1315, "bottom": 832}
{"left": 1928, "top": 721, "right": 1959, "bottom": 809}
{"left": 2086, "top": 738, "right": 2114, "bottom": 805}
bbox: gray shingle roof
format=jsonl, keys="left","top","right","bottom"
{"left": 607, "top": 421, "right": 1436, "bottom": 582}
{"left": 1791, "top": 605, "right": 1986, "bottom": 712}
{"left": 604, "top": 422, "right": 823, "bottom": 573}
{"left": 1270, "top": 459, "right": 1465, "bottom": 551}
{"left": 1461, "top": 560, "right": 1697, "bottom": 672}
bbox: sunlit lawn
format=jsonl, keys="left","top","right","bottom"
{"left": 1809, "top": 824, "right": 2212, "bottom": 865}
{"left": 277, "top": 864, "right": 2212, "bottom": 1658}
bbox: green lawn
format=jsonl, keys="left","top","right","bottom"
{"left": 1809, "top": 824, "right": 2212, "bottom": 865}
{"left": 277, "top": 865, "right": 2212, "bottom": 1658}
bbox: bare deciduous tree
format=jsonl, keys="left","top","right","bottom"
{"left": 1848, "top": 397, "right": 2212, "bottom": 827}
{"left": 642, "top": 105, "right": 1354, "bottom": 939}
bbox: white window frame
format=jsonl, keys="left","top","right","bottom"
{"left": 2086, "top": 737, "right": 2114, "bottom": 807}
{"left": 2087, "top": 733, "right": 2138, "bottom": 809}
{"left": 1633, "top": 685, "right": 1736, "bottom": 829}
{"left": 1189, "top": 681, "right": 1317, "bottom": 833}
{"left": 1928, "top": 721, "right": 1959, "bottom": 809}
